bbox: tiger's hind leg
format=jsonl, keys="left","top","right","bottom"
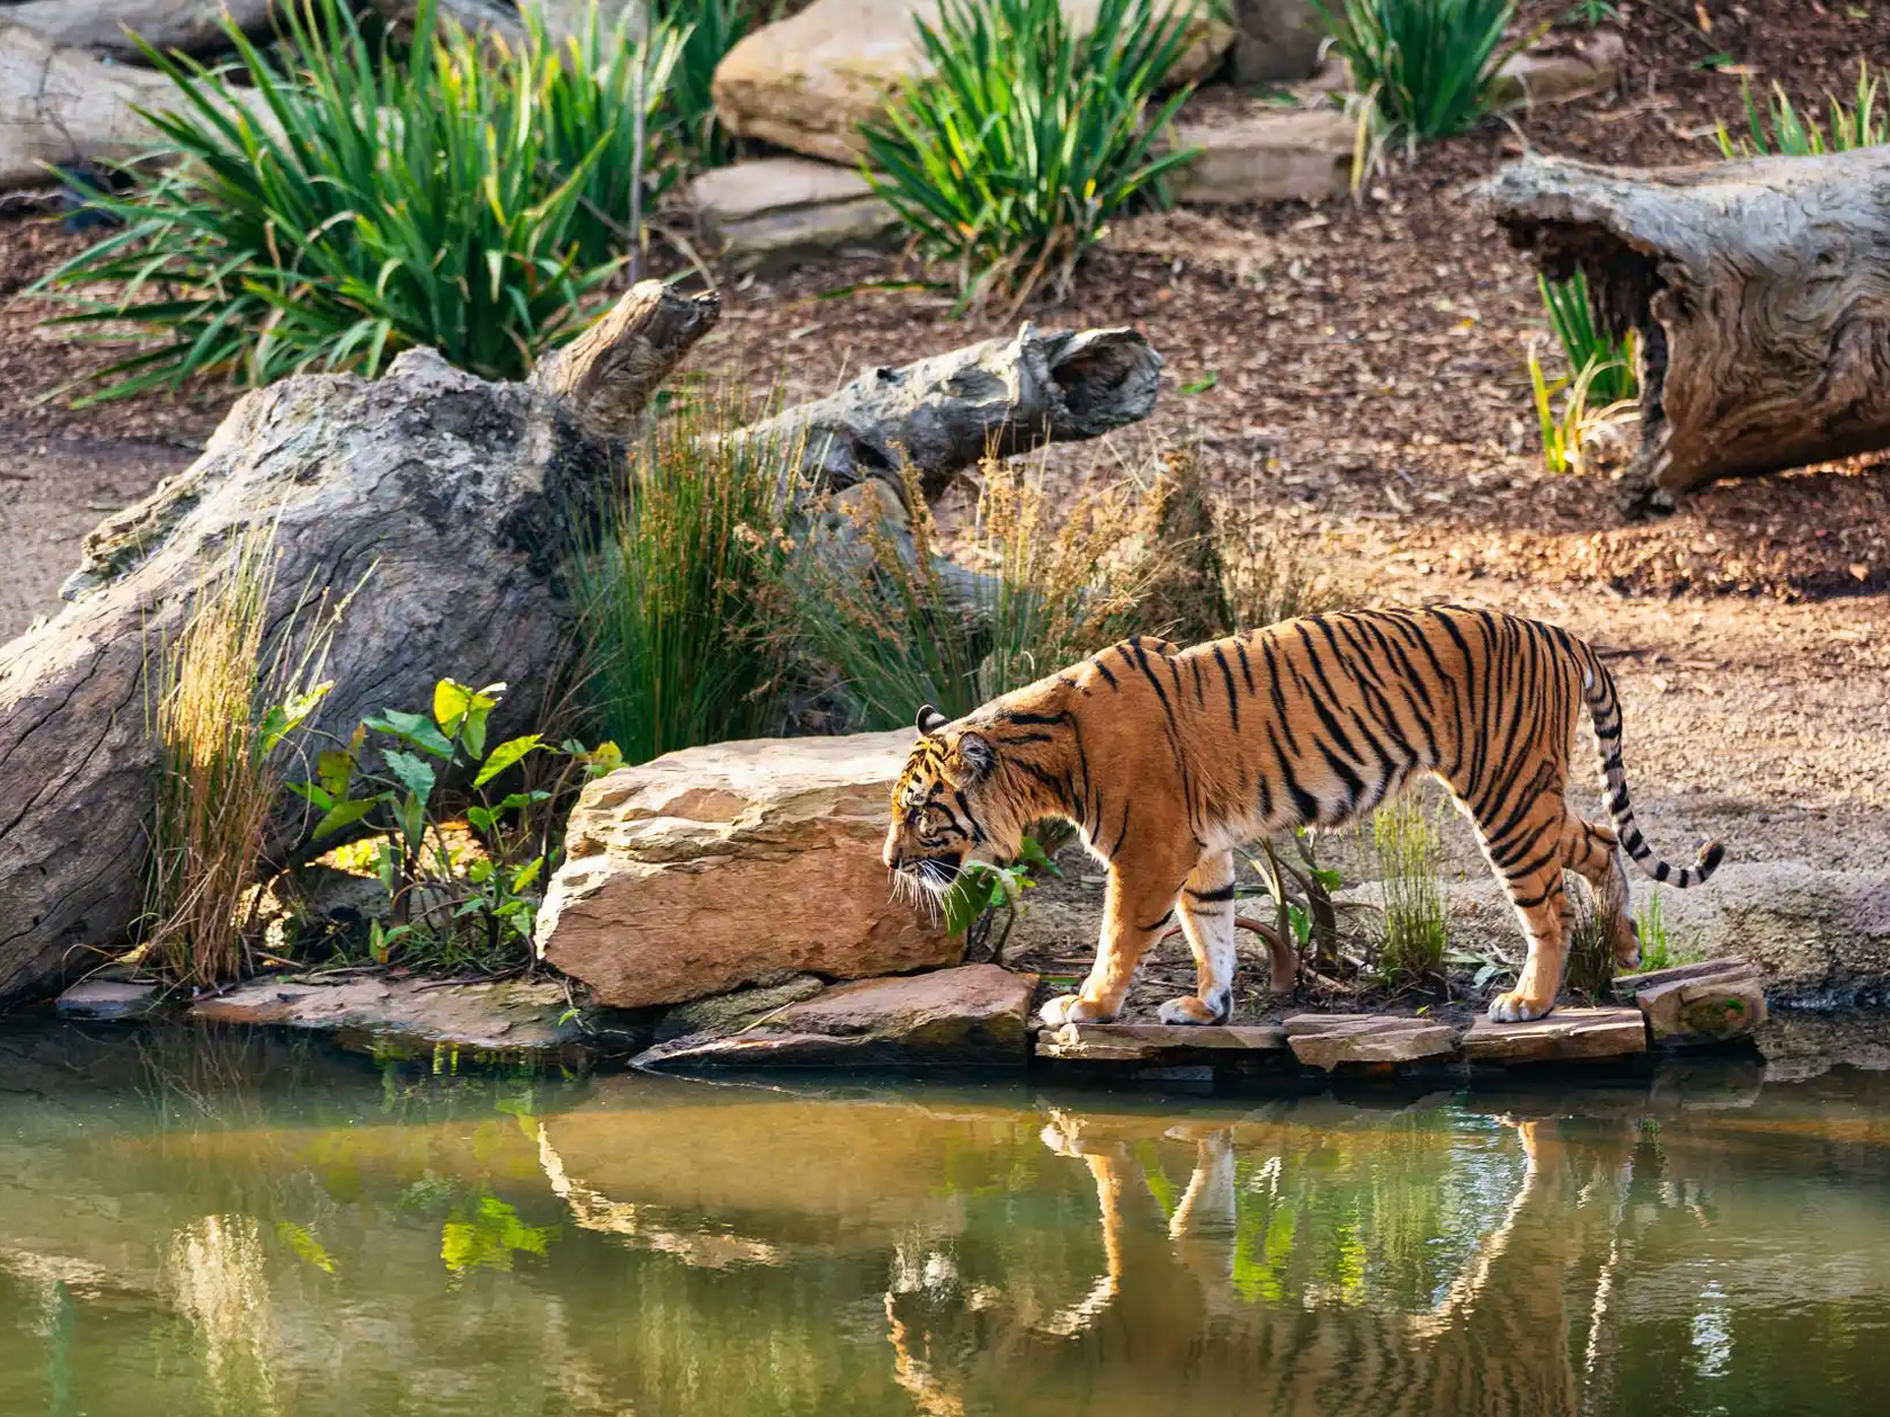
{"left": 1474, "top": 793, "right": 1580, "bottom": 1023}
{"left": 1160, "top": 850, "right": 1238, "bottom": 1025}
{"left": 1565, "top": 818, "right": 1639, "bottom": 970}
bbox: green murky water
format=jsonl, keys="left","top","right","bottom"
{"left": 3, "top": 1023, "right": 1888, "bottom": 1417}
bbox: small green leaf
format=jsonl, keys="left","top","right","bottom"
{"left": 467, "top": 859, "right": 495, "bottom": 885}
{"left": 364, "top": 710, "right": 455, "bottom": 759}
{"left": 509, "top": 858, "right": 544, "bottom": 894}
{"left": 1180, "top": 371, "right": 1218, "bottom": 395}
{"left": 1311, "top": 867, "right": 1343, "bottom": 893}
{"left": 474, "top": 734, "right": 542, "bottom": 787}
{"left": 287, "top": 780, "right": 335, "bottom": 812}
{"left": 1287, "top": 903, "right": 1311, "bottom": 946}
{"left": 383, "top": 750, "right": 437, "bottom": 807}
{"left": 467, "top": 805, "right": 496, "bottom": 833}
{"left": 318, "top": 748, "right": 355, "bottom": 802}
{"left": 312, "top": 797, "right": 378, "bottom": 840}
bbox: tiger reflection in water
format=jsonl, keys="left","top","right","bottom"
{"left": 882, "top": 1109, "right": 1665, "bottom": 1417}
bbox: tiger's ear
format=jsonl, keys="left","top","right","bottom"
{"left": 954, "top": 730, "right": 995, "bottom": 784}
{"left": 916, "top": 704, "right": 948, "bottom": 737}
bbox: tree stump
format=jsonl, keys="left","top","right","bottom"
{"left": 1481, "top": 149, "right": 1890, "bottom": 507}
{"left": 0, "top": 282, "right": 1161, "bottom": 1004}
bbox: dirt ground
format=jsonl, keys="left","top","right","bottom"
{"left": 1, "top": 1, "right": 1884, "bottom": 894}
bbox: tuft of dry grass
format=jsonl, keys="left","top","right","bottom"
{"left": 1370, "top": 790, "right": 1447, "bottom": 991}
{"left": 145, "top": 525, "right": 334, "bottom": 986}
{"left": 1564, "top": 876, "right": 1613, "bottom": 999}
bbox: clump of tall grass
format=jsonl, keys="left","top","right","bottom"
{"left": 1715, "top": 60, "right": 1887, "bottom": 158}
{"left": 145, "top": 526, "right": 333, "bottom": 986}
{"left": 42, "top": 0, "right": 680, "bottom": 401}
{"left": 1314, "top": 0, "right": 1523, "bottom": 144}
{"left": 784, "top": 456, "right": 1158, "bottom": 727}
{"left": 570, "top": 384, "right": 801, "bottom": 765}
{"left": 859, "top": 0, "right": 1202, "bottom": 313}
{"left": 1563, "top": 879, "right": 1612, "bottom": 998}
{"left": 1369, "top": 792, "right": 1447, "bottom": 989}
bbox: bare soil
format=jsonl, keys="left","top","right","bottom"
{"left": 0, "top": 0, "right": 1883, "bottom": 934}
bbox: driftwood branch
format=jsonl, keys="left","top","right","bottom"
{"left": 3, "top": 2, "right": 280, "bottom": 58}
{"left": 527, "top": 282, "right": 720, "bottom": 443}
{"left": 1481, "top": 149, "right": 1890, "bottom": 506}
{"left": 0, "top": 286, "right": 1161, "bottom": 1004}
{"left": 731, "top": 323, "right": 1163, "bottom": 502}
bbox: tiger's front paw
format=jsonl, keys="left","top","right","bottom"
{"left": 1039, "top": 994, "right": 1114, "bottom": 1028}
{"left": 1157, "top": 994, "right": 1227, "bottom": 1026}
{"left": 1487, "top": 990, "right": 1555, "bottom": 1023}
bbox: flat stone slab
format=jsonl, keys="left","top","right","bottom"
{"left": 689, "top": 157, "right": 900, "bottom": 272}
{"left": 639, "top": 965, "right": 1035, "bottom": 1069}
{"left": 1462, "top": 1006, "right": 1648, "bottom": 1064}
{"left": 189, "top": 976, "right": 586, "bottom": 1052}
{"left": 1036, "top": 1022, "right": 1287, "bottom": 1063}
{"left": 54, "top": 979, "right": 160, "bottom": 1021}
{"left": 1168, "top": 107, "right": 1353, "bottom": 207}
{"left": 1284, "top": 1013, "right": 1455, "bottom": 1070}
{"left": 1616, "top": 958, "right": 1768, "bottom": 1044}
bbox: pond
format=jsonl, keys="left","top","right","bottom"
{"left": 2, "top": 1022, "right": 1887, "bottom": 1417}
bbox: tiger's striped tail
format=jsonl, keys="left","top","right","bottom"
{"left": 1580, "top": 651, "right": 1725, "bottom": 888}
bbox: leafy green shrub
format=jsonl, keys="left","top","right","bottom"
{"left": 860, "top": 0, "right": 1201, "bottom": 313}
{"left": 944, "top": 833, "right": 1062, "bottom": 959}
{"left": 43, "top": 0, "right": 678, "bottom": 401}
{"left": 1370, "top": 793, "right": 1447, "bottom": 989}
{"left": 1715, "top": 60, "right": 1887, "bottom": 157}
{"left": 291, "top": 678, "right": 621, "bottom": 971}
{"left": 569, "top": 385, "right": 800, "bottom": 766}
{"left": 1314, "top": 0, "right": 1520, "bottom": 142}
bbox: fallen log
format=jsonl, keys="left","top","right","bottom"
{"left": 1481, "top": 149, "right": 1890, "bottom": 507}
{"left": 0, "top": 285, "right": 1160, "bottom": 1003}
{"left": 0, "top": 22, "right": 274, "bottom": 192}
{"left": 731, "top": 323, "right": 1163, "bottom": 503}
{"left": 2, "top": 2, "right": 279, "bottom": 59}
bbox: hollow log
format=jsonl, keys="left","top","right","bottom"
{"left": 729, "top": 324, "right": 1163, "bottom": 503}
{"left": 2, "top": 2, "right": 280, "bottom": 59}
{"left": 1481, "top": 149, "right": 1890, "bottom": 505}
{"left": 0, "top": 289, "right": 1161, "bottom": 1004}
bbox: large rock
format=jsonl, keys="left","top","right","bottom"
{"left": 637, "top": 963, "right": 1035, "bottom": 1067}
{"left": 537, "top": 730, "right": 959, "bottom": 1008}
{"left": 1615, "top": 958, "right": 1768, "bottom": 1044}
{"left": 690, "top": 157, "right": 901, "bottom": 272}
{"left": 711, "top": 0, "right": 1236, "bottom": 166}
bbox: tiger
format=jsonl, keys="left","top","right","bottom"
{"left": 880, "top": 605, "right": 1724, "bottom": 1026}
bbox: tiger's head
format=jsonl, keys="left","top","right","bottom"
{"left": 881, "top": 703, "right": 1020, "bottom": 898}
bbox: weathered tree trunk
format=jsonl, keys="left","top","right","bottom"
{"left": 732, "top": 323, "right": 1163, "bottom": 503}
{"left": 0, "top": 22, "right": 276, "bottom": 191}
{"left": 2, "top": 2, "right": 279, "bottom": 59}
{"left": 1481, "top": 149, "right": 1890, "bottom": 506}
{"left": 0, "top": 285, "right": 1160, "bottom": 1003}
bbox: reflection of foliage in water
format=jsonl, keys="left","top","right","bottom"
{"left": 440, "top": 1195, "right": 558, "bottom": 1279}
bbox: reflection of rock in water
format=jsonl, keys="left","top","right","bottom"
{"left": 883, "top": 1108, "right": 1650, "bottom": 1417}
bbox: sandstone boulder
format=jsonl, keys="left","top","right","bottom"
{"left": 1461, "top": 1006, "right": 1647, "bottom": 1064}
{"left": 1616, "top": 958, "right": 1768, "bottom": 1044}
{"left": 711, "top": 0, "right": 1236, "bottom": 166}
{"left": 637, "top": 963, "right": 1035, "bottom": 1067}
{"left": 1167, "top": 107, "right": 1353, "bottom": 206}
{"left": 537, "top": 730, "right": 958, "bottom": 1008}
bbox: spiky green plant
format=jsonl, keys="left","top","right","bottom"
{"left": 569, "top": 385, "right": 801, "bottom": 766}
{"left": 1715, "top": 60, "right": 1888, "bottom": 157}
{"left": 1538, "top": 268, "right": 1637, "bottom": 405}
{"left": 653, "top": 0, "right": 766, "bottom": 168}
{"left": 1313, "top": 0, "right": 1522, "bottom": 141}
{"left": 41, "top": 0, "right": 680, "bottom": 402}
{"left": 1370, "top": 792, "right": 1447, "bottom": 989}
{"left": 859, "top": 0, "right": 1202, "bottom": 313}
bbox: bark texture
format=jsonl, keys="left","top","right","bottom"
{"left": 730, "top": 323, "right": 1162, "bottom": 502}
{"left": 2, "top": 1, "right": 278, "bottom": 58}
{"left": 0, "top": 289, "right": 1160, "bottom": 1003}
{"left": 1482, "top": 149, "right": 1890, "bottom": 504}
